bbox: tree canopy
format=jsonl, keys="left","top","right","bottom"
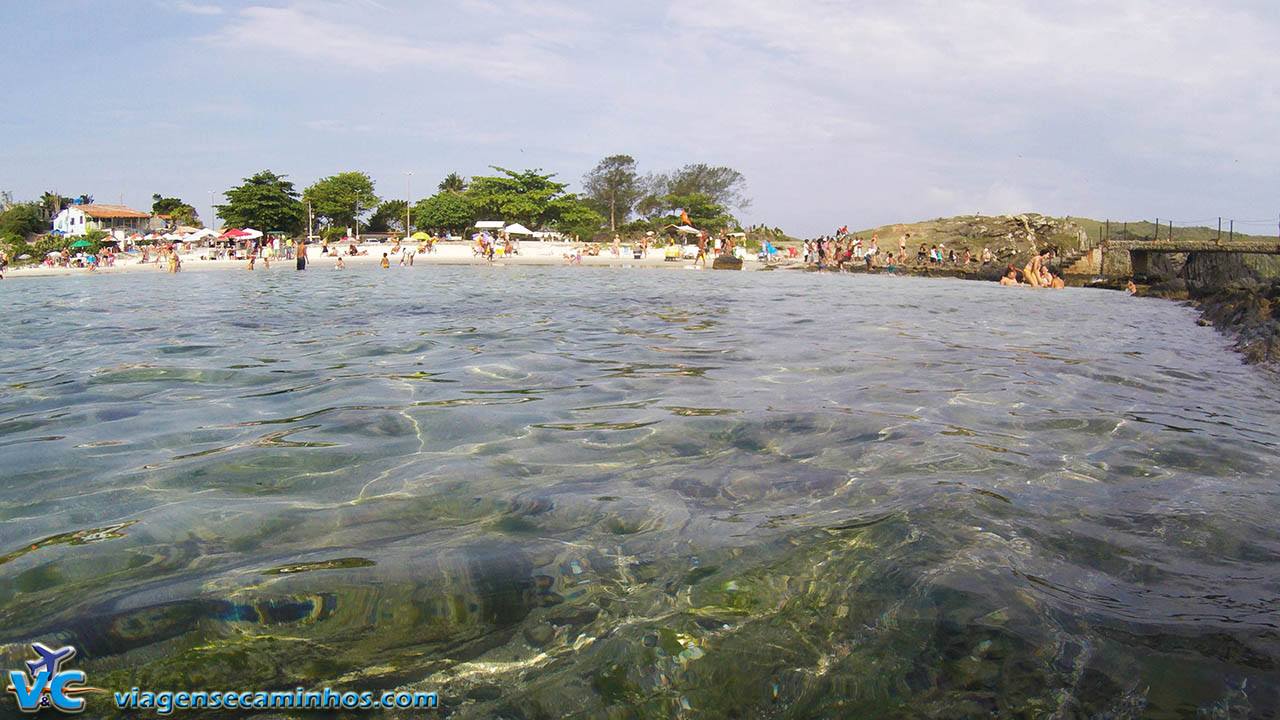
{"left": 216, "top": 170, "right": 304, "bottom": 233}
{"left": 633, "top": 163, "right": 749, "bottom": 232}
{"left": 468, "top": 166, "right": 602, "bottom": 233}
{"left": 368, "top": 199, "right": 409, "bottom": 233}
{"left": 582, "top": 155, "right": 643, "bottom": 232}
{"left": 660, "top": 163, "right": 750, "bottom": 211}
{"left": 303, "top": 172, "right": 380, "bottom": 232}
{"left": 151, "top": 194, "right": 200, "bottom": 227}
{"left": 413, "top": 192, "right": 474, "bottom": 234}
{"left": 38, "top": 192, "right": 93, "bottom": 218}
{"left": 0, "top": 203, "right": 46, "bottom": 238}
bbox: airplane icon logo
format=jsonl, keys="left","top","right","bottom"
{"left": 25, "top": 644, "right": 76, "bottom": 679}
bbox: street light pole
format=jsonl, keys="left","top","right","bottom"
{"left": 208, "top": 190, "right": 214, "bottom": 231}
{"left": 405, "top": 171, "right": 413, "bottom": 239}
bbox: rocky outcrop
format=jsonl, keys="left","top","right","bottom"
{"left": 1190, "top": 280, "right": 1280, "bottom": 366}
{"left": 1184, "top": 252, "right": 1280, "bottom": 286}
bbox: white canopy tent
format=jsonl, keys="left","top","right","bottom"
{"left": 475, "top": 221, "right": 505, "bottom": 230}
{"left": 675, "top": 225, "right": 701, "bottom": 235}
{"left": 185, "top": 228, "right": 218, "bottom": 242}
{"left": 504, "top": 223, "right": 534, "bottom": 235}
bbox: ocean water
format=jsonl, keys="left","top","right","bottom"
{"left": 1, "top": 265, "right": 1277, "bottom": 718}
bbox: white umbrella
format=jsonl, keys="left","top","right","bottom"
{"left": 17, "top": 253, "right": 31, "bottom": 260}
{"left": 241, "top": 228, "right": 264, "bottom": 240}
{"left": 675, "top": 225, "right": 701, "bottom": 235}
{"left": 504, "top": 223, "right": 534, "bottom": 235}
{"left": 46, "top": 250, "right": 62, "bottom": 257}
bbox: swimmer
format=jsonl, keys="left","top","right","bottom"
{"left": 335, "top": 255, "right": 345, "bottom": 269}
{"left": 1023, "top": 253, "right": 1045, "bottom": 287}
{"left": 381, "top": 253, "right": 390, "bottom": 269}
{"left": 999, "top": 267, "right": 1021, "bottom": 286}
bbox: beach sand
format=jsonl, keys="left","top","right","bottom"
{"left": 3, "top": 241, "right": 780, "bottom": 278}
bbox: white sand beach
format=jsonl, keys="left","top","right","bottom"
{"left": 3, "top": 241, "right": 783, "bottom": 278}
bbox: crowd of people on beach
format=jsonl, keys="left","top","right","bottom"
{"left": 801, "top": 227, "right": 1068, "bottom": 288}
{"left": 5, "top": 222, "right": 1073, "bottom": 291}
{"left": 802, "top": 230, "right": 998, "bottom": 270}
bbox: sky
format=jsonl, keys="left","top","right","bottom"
{"left": 2, "top": 0, "right": 1278, "bottom": 237}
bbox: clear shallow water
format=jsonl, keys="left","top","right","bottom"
{"left": 1, "top": 266, "right": 1277, "bottom": 718}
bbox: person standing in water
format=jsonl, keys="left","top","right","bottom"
{"left": 296, "top": 237, "right": 307, "bottom": 270}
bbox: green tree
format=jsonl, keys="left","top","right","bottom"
{"left": 636, "top": 163, "right": 748, "bottom": 232}
{"left": 582, "top": 155, "right": 643, "bottom": 232}
{"left": 413, "top": 192, "right": 474, "bottom": 234}
{"left": 0, "top": 203, "right": 45, "bottom": 238}
{"left": 151, "top": 194, "right": 183, "bottom": 214}
{"left": 550, "top": 199, "right": 605, "bottom": 240}
{"left": 37, "top": 192, "right": 92, "bottom": 219}
{"left": 216, "top": 170, "right": 304, "bottom": 233}
{"left": 438, "top": 172, "right": 469, "bottom": 193}
{"left": 663, "top": 163, "right": 750, "bottom": 210}
{"left": 151, "top": 194, "right": 200, "bottom": 227}
{"left": 638, "top": 191, "right": 735, "bottom": 232}
{"left": 368, "top": 199, "right": 409, "bottom": 233}
{"left": 303, "top": 172, "right": 380, "bottom": 232}
{"left": 170, "top": 205, "right": 201, "bottom": 228}
{"left": 467, "top": 166, "right": 601, "bottom": 232}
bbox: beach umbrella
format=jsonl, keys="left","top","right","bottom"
{"left": 47, "top": 250, "right": 62, "bottom": 257}
{"left": 675, "top": 225, "right": 701, "bottom": 234}
{"left": 504, "top": 223, "right": 534, "bottom": 235}
{"left": 241, "top": 228, "right": 264, "bottom": 240}
{"left": 70, "top": 239, "right": 93, "bottom": 248}
{"left": 17, "top": 254, "right": 31, "bottom": 260}
{"left": 411, "top": 231, "right": 431, "bottom": 240}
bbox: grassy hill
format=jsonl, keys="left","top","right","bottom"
{"left": 837, "top": 214, "right": 1275, "bottom": 263}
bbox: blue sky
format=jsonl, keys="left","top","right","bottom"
{"left": 3, "top": 0, "right": 1277, "bottom": 236}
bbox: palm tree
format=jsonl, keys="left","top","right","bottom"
{"left": 438, "top": 173, "right": 468, "bottom": 193}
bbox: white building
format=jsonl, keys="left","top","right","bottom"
{"left": 52, "top": 204, "right": 150, "bottom": 236}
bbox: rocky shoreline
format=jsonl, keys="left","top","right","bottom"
{"left": 1138, "top": 278, "right": 1280, "bottom": 368}
{"left": 790, "top": 257, "right": 1280, "bottom": 369}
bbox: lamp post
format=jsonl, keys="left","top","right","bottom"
{"left": 405, "top": 171, "right": 413, "bottom": 239}
{"left": 208, "top": 190, "right": 215, "bottom": 232}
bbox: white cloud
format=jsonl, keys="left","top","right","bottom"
{"left": 206, "top": 2, "right": 575, "bottom": 83}
{"left": 176, "top": 0, "right": 223, "bottom": 15}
